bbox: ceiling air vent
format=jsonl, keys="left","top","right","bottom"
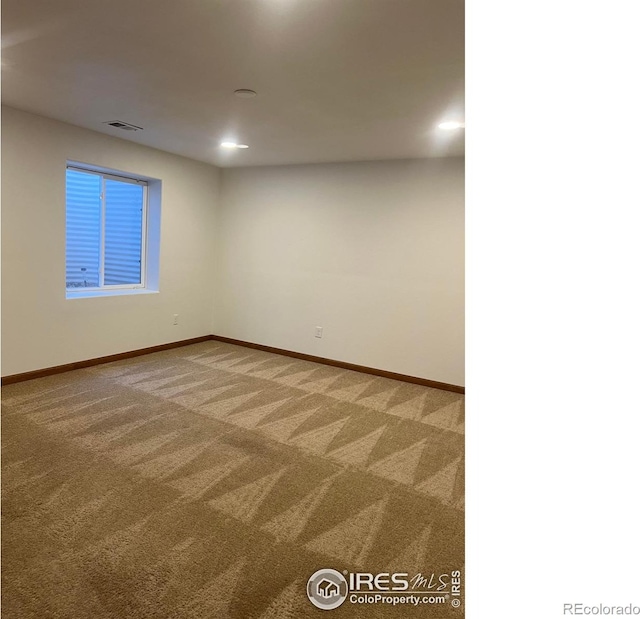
{"left": 103, "top": 120, "right": 143, "bottom": 131}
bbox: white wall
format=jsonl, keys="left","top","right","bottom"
{"left": 1, "top": 106, "right": 219, "bottom": 376}
{"left": 214, "top": 158, "right": 465, "bottom": 386}
{"left": 1, "top": 107, "right": 464, "bottom": 385}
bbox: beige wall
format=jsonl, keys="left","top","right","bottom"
{"left": 214, "top": 159, "right": 464, "bottom": 386}
{"left": 1, "top": 107, "right": 219, "bottom": 376}
{"left": 1, "top": 108, "right": 464, "bottom": 386}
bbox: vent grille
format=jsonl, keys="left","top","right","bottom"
{"left": 103, "top": 121, "right": 143, "bottom": 131}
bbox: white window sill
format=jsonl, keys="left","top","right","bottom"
{"left": 66, "top": 288, "right": 159, "bottom": 299}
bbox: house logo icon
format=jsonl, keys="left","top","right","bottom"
{"left": 317, "top": 579, "right": 340, "bottom": 598}
{"left": 307, "top": 568, "right": 348, "bottom": 610}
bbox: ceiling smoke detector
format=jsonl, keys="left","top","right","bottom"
{"left": 234, "top": 89, "right": 257, "bottom": 99}
{"left": 103, "top": 120, "right": 143, "bottom": 131}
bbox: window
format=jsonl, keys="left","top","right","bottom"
{"left": 66, "top": 165, "right": 152, "bottom": 295}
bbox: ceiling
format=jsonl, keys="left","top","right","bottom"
{"left": 1, "top": 0, "right": 464, "bottom": 168}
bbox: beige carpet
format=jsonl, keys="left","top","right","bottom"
{"left": 1, "top": 341, "right": 464, "bottom": 618}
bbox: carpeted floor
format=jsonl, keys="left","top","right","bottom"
{"left": 1, "top": 341, "right": 464, "bottom": 618}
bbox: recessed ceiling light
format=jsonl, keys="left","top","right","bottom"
{"left": 220, "top": 141, "right": 249, "bottom": 149}
{"left": 234, "top": 89, "right": 257, "bottom": 99}
{"left": 438, "top": 121, "right": 465, "bottom": 130}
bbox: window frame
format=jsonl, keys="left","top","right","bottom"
{"left": 66, "top": 164, "right": 149, "bottom": 292}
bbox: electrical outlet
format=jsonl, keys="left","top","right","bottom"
{"left": 173, "top": 314, "right": 179, "bottom": 325}
{"left": 315, "top": 326, "right": 323, "bottom": 338}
